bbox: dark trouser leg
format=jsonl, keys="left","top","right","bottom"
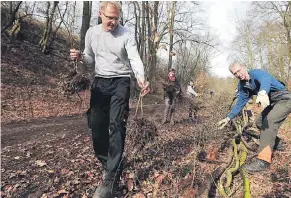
{"left": 106, "top": 77, "right": 130, "bottom": 181}
{"left": 90, "top": 78, "right": 111, "bottom": 169}
{"left": 257, "top": 99, "right": 291, "bottom": 163}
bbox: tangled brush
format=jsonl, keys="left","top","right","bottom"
{"left": 125, "top": 95, "right": 158, "bottom": 157}
{"left": 58, "top": 69, "right": 91, "bottom": 96}
{"left": 126, "top": 117, "right": 158, "bottom": 159}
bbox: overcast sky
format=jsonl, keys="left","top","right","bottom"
{"left": 201, "top": 1, "right": 251, "bottom": 78}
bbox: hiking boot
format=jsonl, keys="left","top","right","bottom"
{"left": 243, "top": 158, "right": 270, "bottom": 173}
{"left": 94, "top": 157, "right": 124, "bottom": 198}
{"left": 93, "top": 179, "right": 119, "bottom": 198}
{"left": 273, "top": 138, "right": 285, "bottom": 151}
{"left": 274, "top": 142, "right": 285, "bottom": 151}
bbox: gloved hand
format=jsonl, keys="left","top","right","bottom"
{"left": 137, "top": 77, "right": 150, "bottom": 96}
{"left": 256, "top": 90, "right": 270, "bottom": 108}
{"left": 216, "top": 117, "right": 230, "bottom": 130}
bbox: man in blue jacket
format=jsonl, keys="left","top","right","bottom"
{"left": 217, "top": 63, "right": 291, "bottom": 173}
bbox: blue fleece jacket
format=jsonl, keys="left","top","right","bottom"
{"left": 227, "top": 69, "right": 285, "bottom": 120}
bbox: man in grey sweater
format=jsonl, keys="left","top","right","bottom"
{"left": 70, "top": 2, "right": 150, "bottom": 197}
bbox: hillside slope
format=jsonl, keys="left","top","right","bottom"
{"left": 1, "top": 18, "right": 91, "bottom": 123}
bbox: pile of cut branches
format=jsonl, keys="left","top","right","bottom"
{"left": 126, "top": 117, "right": 157, "bottom": 156}
{"left": 58, "top": 66, "right": 90, "bottom": 97}
{"left": 198, "top": 107, "right": 256, "bottom": 198}
{"left": 125, "top": 95, "right": 158, "bottom": 158}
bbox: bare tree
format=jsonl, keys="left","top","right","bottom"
{"left": 80, "top": 1, "right": 92, "bottom": 52}
{"left": 167, "top": 1, "right": 177, "bottom": 70}
{"left": 39, "top": 1, "right": 59, "bottom": 54}
{"left": 1, "top": 1, "right": 22, "bottom": 33}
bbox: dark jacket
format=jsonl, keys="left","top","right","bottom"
{"left": 163, "top": 76, "right": 182, "bottom": 99}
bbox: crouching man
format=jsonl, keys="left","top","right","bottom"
{"left": 217, "top": 63, "right": 291, "bottom": 173}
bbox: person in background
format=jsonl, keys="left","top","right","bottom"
{"left": 162, "top": 68, "right": 181, "bottom": 124}
{"left": 217, "top": 62, "right": 291, "bottom": 173}
{"left": 70, "top": 2, "right": 150, "bottom": 197}
{"left": 187, "top": 80, "right": 199, "bottom": 121}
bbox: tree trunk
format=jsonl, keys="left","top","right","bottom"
{"left": 167, "top": 1, "right": 176, "bottom": 70}
{"left": 152, "top": 1, "right": 159, "bottom": 72}
{"left": 120, "top": 1, "right": 124, "bottom": 26}
{"left": 140, "top": 2, "right": 145, "bottom": 61}
{"left": 39, "top": 1, "right": 59, "bottom": 54}
{"left": 133, "top": 2, "right": 140, "bottom": 51}
{"left": 49, "top": 2, "right": 68, "bottom": 49}
{"left": 80, "top": 1, "right": 91, "bottom": 52}
{"left": 1, "top": 1, "right": 22, "bottom": 33}
{"left": 146, "top": 1, "right": 151, "bottom": 73}
{"left": 286, "top": 2, "right": 291, "bottom": 80}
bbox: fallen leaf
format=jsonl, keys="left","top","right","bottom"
{"left": 35, "top": 160, "right": 47, "bottom": 167}
{"left": 40, "top": 194, "right": 48, "bottom": 198}
{"left": 47, "top": 170, "right": 55, "bottom": 174}
{"left": 134, "top": 193, "right": 146, "bottom": 198}
{"left": 155, "top": 174, "right": 165, "bottom": 185}
{"left": 61, "top": 168, "right": 70, "bottom": 175}
{"left": 57, "top": 189, "right": 69, "bottom": 194}
{"left": 128, "top": 172, "right": 135, "bottom": 179}
{"left": 206, "top": 148, "right": 218, "bottom": 161}
{"left": 127, "top": 179, "right": 134, "bottom": 192}
{"left": 182, "top": 188, "right": 196, "bottom": 197}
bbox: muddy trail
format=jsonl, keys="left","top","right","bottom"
{"left": 1, "top": 95, "right": 291, "bottom": 198}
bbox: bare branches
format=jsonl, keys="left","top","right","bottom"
{"left": 1, "top": 1, "right": 22, "bottom": 33}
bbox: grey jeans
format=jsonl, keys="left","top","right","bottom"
{"left": 256, "top": 90, "right": 291, "bottom": 156}
{"left": 163, "top": 96, "right": 178, "bottom": 123}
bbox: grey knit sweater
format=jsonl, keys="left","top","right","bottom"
{"left": 82, "top": 24, "right": 145, "bottom": 79}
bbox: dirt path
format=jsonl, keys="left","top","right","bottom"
{"left": 1, "top": 115, "right": 87, "bottom": 148}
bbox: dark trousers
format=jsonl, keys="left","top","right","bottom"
{"left": 256, "top": 90, "right": 291, "bottom": 162}
{"left": 89, "top": 77, "right": 130, "bottom": 180}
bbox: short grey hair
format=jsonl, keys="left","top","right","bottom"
{"left": 229, "top": 62, "right": 243, "bottom": 71}
{"left": 100, "top": 1, "right": 121, "bottom": 11}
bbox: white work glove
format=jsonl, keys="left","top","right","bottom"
{"left": 216, "top": 117, "right": 230, "bottom": 130}
{"left": 255, "top": 90, "right": 270, "bottom": 108}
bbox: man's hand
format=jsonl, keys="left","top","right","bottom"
{"left": 255, "top": 90, "right": 269, "bottom": 108}
{"left": 70, "top": 49, "right": 82, "bottom": 61}
{"left": 137, "top": 77, "right": 150, "bottom": 96}
{"left": 216, "top": 117, "right": 230, "bottom": 130}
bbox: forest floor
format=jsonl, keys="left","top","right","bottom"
{"left": 1, "top": 93, "right": 291, "bottom": 198}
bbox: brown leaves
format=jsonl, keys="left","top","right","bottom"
{"left": 133, "top": 193, "right": 146, "bottom": 198}
{"left": 206, "top": 148, "right": 218, "bottom": 161}
{"left": 182, "top": 188, "right": 196, "bottom": 197}
{"left": 127, "top": 179, "right": 134, "bottom": 192}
